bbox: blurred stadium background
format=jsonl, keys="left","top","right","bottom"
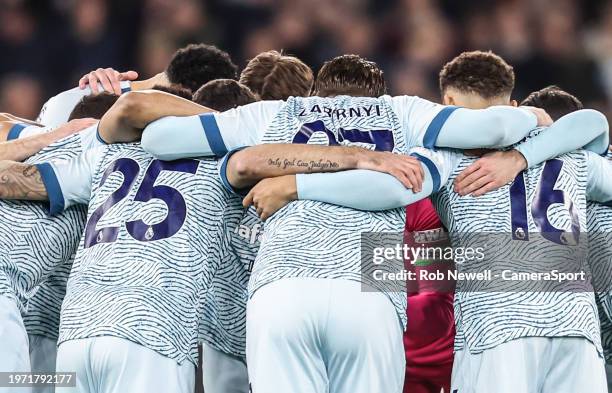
{"left": 1, "top": 0, "right": 611, "bottom": 124}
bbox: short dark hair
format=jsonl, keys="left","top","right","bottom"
{"left": 151, "top": 84, "right": 193, "bottom": 100}
{"left": 239, "top": 50, "right": 313, "bottom": 100}
{"left": 439, "top": 50, "right": 515, "bottom": 99}
{"left": 193, "top": 79, "right": 257, "bottom": 111}
{"left": 68, "top": 92, "right": 119, "bottom": 120}
{"left": 520, "top": 86, "right": 583, "bottom": 121}
{"left": 313, "top": 54, "right": 386, "bottom": 97}
{"left": 165, "top": 44, "right": 238, "bottom": 92}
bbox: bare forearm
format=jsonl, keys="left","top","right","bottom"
{"left": 227, "top": 144, "right": 371, "bottom": 189}
{"left": 0, "top": 127, "right": 79, "bottom": 162}
{"left": 0, "top": 161, "right": 48, "bottom": 200}
{"left": 99, "top": 90, "right": 215, "bottom": 143}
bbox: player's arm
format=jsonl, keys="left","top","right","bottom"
{"left": 0, "top": 119, "right": 96, "bottom": 162}
{"left": 140, "top": 101, "right": 283, "bottom": 160}
{"left": 0, "top": 160, "right": 48, "bottom": 201}
{"left": 0, "top": 148, "right": 100, "bottom": 213}
{"left": 37, "top": 68, "right": 135, "bottom": 127}
{"left": 394, "top": 96, "right": 547, "bottom": 149}
{"left": 514, "top": 109, "right": 609, "bottom": 164}
{"left": 224, "top": 144, "right": 424, "bottom": 191}
{"left": 242, "top": 148, "right": 456, "bottom": 220}
{"left": 78, "top": 67, "right": 138, "bottom": 95}
{"left": 586, "top": 151, "right": 612, "bottom": 206}
{"left": 454, "top": 109, "right": 610, "bottom": 196}
{"left": 97, "top": 90, "right": 214, "bottom": 144}
{"left": 0, "top": 113, "right": 43, "bottom": 140}
{"left": 434, "top": 106, "right": 545, "bottom": 148}
{"left": 37, "top": 86, "right": 95, "bottom": 127}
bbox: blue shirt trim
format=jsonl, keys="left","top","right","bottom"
{"left": 96, "top": 125, "right": 108, "bottom": 145}
{"left": 200, "top": 114, "right": 228, "bottom": 157}
{"left": 423, "top": 106, "right": 459, "bottom": 149}
{"left": 411, "top": 153, "right": 441, "bottom": 191}
{"left": 35, "top": 163, "right": 65, "bottom": 215}
{"left": 219, "top": 147, "right": 249, "bottom": 196}
{"left": 7, "top": 123, "right": 28, "bottom": 140}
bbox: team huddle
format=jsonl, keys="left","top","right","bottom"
{"left": 0, "top": 43, "right": 610, "bottom": 393}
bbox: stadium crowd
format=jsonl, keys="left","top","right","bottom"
{"left": 1, "top": 0, "right": 612, "bottom": 118}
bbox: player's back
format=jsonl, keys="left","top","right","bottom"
{"left": 0, "top": 128, "right": 96, "bottom": 308}
{"left": 432, "top": 141, "right": 600, "bottom": 356}
{"left": 198, "top": 187, "right": 261, "bottom": 358}
{"left": 59, "top": 143, "right": 229, "bottom": 365}
{"left": 251, "top": 95, "right": 413, "bottom": 326}
{"left": 587, "top": 150, "right": 612, "bottom": 360}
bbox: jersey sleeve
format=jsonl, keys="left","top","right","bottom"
{"left": 514, "top": 109, "right": 610, "bottom": 168}
{"left": 586, "top": 151, "right": 612, "bottom": 206}
{"left": 392, "top": 96, "right": 538, "bottom": 149}
{"left": 35, "top": 146, "right": 106, "bottom": 214}
{"left": 390, "top": 96, "right": 455, "bottom": 148}
{"left": 36, "top": 81, "right": 131, "bottom": 127}
{"left": 37, "top": 87, "right": 90, "bottom": 127}
{"left": 6, "top": 124, "right": 51, "bottom": 140}
{"left": 78, "top": 123, "right": 107, "bottom": 150}
{"left": 140, "top": 100, "right": 283, "bottom": 160}
{"left": 295, "top": 147, "right": 460, "bottom": 210}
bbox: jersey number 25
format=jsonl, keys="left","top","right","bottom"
{"left": 83, "top": 158, "right": 199, "bottom": 248}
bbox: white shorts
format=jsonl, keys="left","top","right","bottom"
{"left": 201, "top": 342, "right": 248, "bottom": 393}
{"left": 55, "top": 336, "right": 195, "bottom": 393}
{"left": 0, "top": 296, "right": 30, "bottom": 374}
{"left": 247, "top": 277, "right": 405, "bottom": 393}
{"left": 28, "top": 335, "right": 57, "bottom": 393}
{"left": 451, "top": 337, "right": 607, "bottom": 393}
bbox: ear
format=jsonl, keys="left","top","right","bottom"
{"left": 443, "top": 93, "right": 454, "bottom": 106}
{"left": 510, "top": 99, "right": 518, "bottom": 107}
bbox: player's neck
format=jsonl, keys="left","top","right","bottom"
{"left": 130, "top": 72, "right": 169, "bottom": 91}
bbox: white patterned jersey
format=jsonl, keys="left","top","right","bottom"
{"left": 430, "top": 136, "right": 612, "bottom": 356}
{"left": 38, "top": 144, "right": 229, "bottom": 365}
{"left": 23, "top": 262, "right": 71, "bottom": 340}
{"left": 36, "top": 82, "right": 131, "bottom": 127}
{"left": 0, "top": 125, "right": 100, "bottom": 316}
{"left": 205, "top": 95, "right": 454, "bottom": 328}
{"left": 199, "top": 196, "right": 261, "bottom": 357}
{"left": 588, "top": 150, "right": 612, "bottom": 361}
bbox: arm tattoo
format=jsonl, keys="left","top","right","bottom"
{"left": 0, "top": 161, "right": 48, "bottom": 200}
{"left": 267, "top": 157, "right": 340, "bottom": 172}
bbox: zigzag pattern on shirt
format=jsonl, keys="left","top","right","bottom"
{"left": 0, "top": 132, "right": 90, "bottom": 343}
{"left": 433, "top": 147, "right": 602, "bottom": 356}
{"left": 58, "top": 144, "right": 228, "bottom": 366}
{"left": 250, "top": 96, "right": 410, "bottom": 328}
{"left": 588, "top": 150, "right": 612, "bottom": 361}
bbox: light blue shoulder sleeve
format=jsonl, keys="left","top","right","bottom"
{"left": 141, "top": 101, "right": 283, "bottom": 160}
{"left": 34, "top": 146, "right": 106, "bottom": 214}
{"left": 37, "top": 81, "right": 131, "bottom": 127}
{"left": 515, "top": 109, "right": 609, "bottom": 168}
{"left": 434, "top": 106, "right": 538, "bottom": 149}
{"left": 36, "top": 87, "right": 89, "bottom": 127}
{"left": 586, "top": 151, "right": 612, "bottom": 206}
{"left": 296, "top": 148, "right": 460, "bottom": 210}
{"left": 296, "top": 169, "right": 433, "bottom": 211}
